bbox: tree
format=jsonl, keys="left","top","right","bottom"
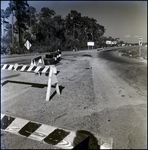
{"left": 36, "top": 7, "right": 56, "bottom": 43}
{"left": 64, "top": 10, "right": 106, "bottom": 50}
{"left": 24, "top": 6, "right": 37, "bottom": 41}
{"left": 8, "top": 0, "right": 30, "bottom": 50}
{"left": 1, "top": 8, "right": 11, "bottom": 50}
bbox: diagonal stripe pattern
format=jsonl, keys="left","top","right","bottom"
{"left": 1, "top": 64, "right": 59, "bottom": 101}
{"left": 1, "top": 64, "right": 51, "bottom": 74}
{"left": 1, "top": 114, "right": 113, "bottom": 149}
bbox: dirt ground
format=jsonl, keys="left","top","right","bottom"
{"left": 1, "top": 46, "right": 147, "bottom": 149}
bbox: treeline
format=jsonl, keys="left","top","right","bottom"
{"left": 1, "top": 1, "right": 120, "bottom": 54}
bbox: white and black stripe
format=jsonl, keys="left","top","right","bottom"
{"left": 1, "top": 64, "right": 52, "bottom": 74}
{"left": 1, "top": 114, "right": 113, "bottom": 149}
{"left": 31, "top": 56, "right": 44, "bottom": 66}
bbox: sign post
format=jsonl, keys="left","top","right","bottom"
{"left": 87, "top": 42, "right": 94, "bottom": 50}
{"left": 139, "top": 36, "right": 143, "bottom": 57}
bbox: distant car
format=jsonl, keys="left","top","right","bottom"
{"left": 97, "top": 47, "right": 104, "bottom": 51}
{"left": 43, "top": 53, "right": 56, "bottom": 65}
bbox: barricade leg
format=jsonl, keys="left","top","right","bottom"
{"left": 55, "top": 83, "right": 60, "bottom": 95}
{"left": 46, "top": 67, "right": 53, "bottom": 101}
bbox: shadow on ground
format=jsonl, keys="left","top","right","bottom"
{"left": 49, "top": 85, "right": 65, "bottom": 100}
{"left": 1, "top": 74, "right": 20, "bottom": 80}
{"left": 1, "top": 80, "right": 48, "bottom": 88}
{"left": 82, "top": 54, "right": 92, "bottom": 57}
{"left": 73, "top": 130, "right": 100, "bottom": 149}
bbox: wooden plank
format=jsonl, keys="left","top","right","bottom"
{"left": 20, "top": 65, "right": 27, "bottom": 71}
{"left": 42, "top": 66, "right": 50, "bottom": 73}
{"left": 27, "top": 65, "right": 34, "bottom": 72}
{"left": 34, "top": 66, "right": 42, "bottom": 73}
{"left": 8, "top": 65, "right": 14, "bottom": 70}
{"left": 2, "top": 64, "right": 8, "bottom": 70}
{"left": 46, "top": 67, "right": 53, "bottom": 101}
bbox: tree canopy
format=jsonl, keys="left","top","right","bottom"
{"left": 1, "top": 1, "right": 122, "bottom": 54}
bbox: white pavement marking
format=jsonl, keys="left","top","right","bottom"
{"left": 5, "top": 118, "right": 29, "bottom": 134}
{"left": 100, "top": 137, "right": 113, "bottom": 149}
{"left": 29, "top": 124, "right": 57, "bottom": 141}
{"left": 1, "top": 113, "right": 113, "bottom": 149}
{"left": 56, "top": 131, "right": 76, "bottom": 149}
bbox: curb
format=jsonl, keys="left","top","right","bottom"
{"left": 1, "top": 114, "right": 113, "bottom": 149}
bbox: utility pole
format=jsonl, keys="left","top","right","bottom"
{"left": 12, "top": 10, "right": 14, "bottom": 48}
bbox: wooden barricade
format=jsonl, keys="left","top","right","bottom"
{"left": 1, "top": 64, "right": 60, "bottom": 101}
{"left": 31, "top": 56, "right": 44, "bottom": 66}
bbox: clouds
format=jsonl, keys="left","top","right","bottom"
{"left": 125, "top": 35, "right": 131, "bottom": 38}
{"left": 134, "top": 35, "right": 139, "bottom": 38}
{"left": 125, "top": 35, "right": 143, "bottom": 38}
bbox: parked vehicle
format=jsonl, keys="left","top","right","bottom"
{"left": 43, "top": 53, "right": 56, "bottom": 65}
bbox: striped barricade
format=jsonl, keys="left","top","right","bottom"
{"left": 30, "top": 53, "right": 62, "bottom": 66}
{"left": 30, "top": 56, "right": 44, "bottom": 66}
{"left": 1, "top": 64, "right": 60, "bottom": 101}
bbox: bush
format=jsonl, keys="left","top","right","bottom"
{"left": 1, "top": 46, "right": 7, "bottom": 54}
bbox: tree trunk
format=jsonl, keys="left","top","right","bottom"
{"left": 18, "top": 23, "right": 21, "bottom": 52}
{"left": 12, "top": 11, "right": 14, "bottom": 48}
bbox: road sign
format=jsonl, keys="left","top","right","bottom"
{"left": 139, "top": 36, "right": 143, "bottom": 46}
{"left": 24, "top": 40, "right": 32, "bottom": 50}
{"left": 87, "top": 42, "right": 94, "bottom": 46}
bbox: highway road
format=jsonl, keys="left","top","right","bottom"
{"left": 1, "top": 47, "right": 147, "bottom": 149}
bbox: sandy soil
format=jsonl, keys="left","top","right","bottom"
{"left": 1, "top": 47, "right": 147, "bottom": 149}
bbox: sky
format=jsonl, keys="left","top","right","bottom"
{"left": 1, "top": 1, "right": 147, "bottom": 43}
